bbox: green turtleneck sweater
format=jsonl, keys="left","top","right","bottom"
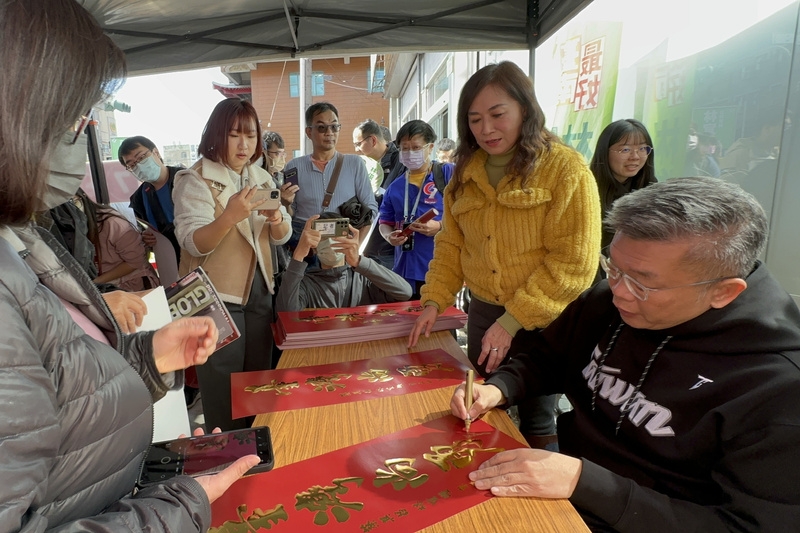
{"left": 484, "top": 147, "right": 516, "bottom": 189}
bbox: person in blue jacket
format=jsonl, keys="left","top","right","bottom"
{"left": 378, "top": 120, "right": 453, "bottom": 299}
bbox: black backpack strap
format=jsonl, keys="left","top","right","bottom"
{"left": 432, "top": 162, "right": 447, "bottom": 193}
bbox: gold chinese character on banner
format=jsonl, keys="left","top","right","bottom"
{"left": 396, "top": 363, "right": 453, "bottom": 377}
{"left": 423, "top": 439, "right": 504, "bottom": 472}
{"left": 334, "top": 313, "right": 361, "bottom": 322}
{"left": 244, "top": 380, "right": 299, "bottom": 395}
{"left": 372, "top": 309, "right": 398, "bottom": 317}
{"left": 358, "top": 369, "right": 393, "bottom": 383}
{"left": 405, "top": 305, "right": 424, "bottom": 312}
{"left": 296, "top": 315, "right": 331, "bottom": 324}
{"left": 306, "top": 374, "right": 351, "bottom": 392}
{"left": 373, "top": 458, "right": 429, "bottom": 490}
{"left": 209, "top": 503, "right": 288, "bottom": 532}
{"left": 295, "top": 477, "right": 364, "bottom": 526}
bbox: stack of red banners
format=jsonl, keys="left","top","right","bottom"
{"left": 273, "top": 301, "right": 467, "bottom": 350}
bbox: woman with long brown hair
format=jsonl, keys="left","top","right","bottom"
{"left": 590, "top": 119, "right": 657, "bottom": 250}
{"left": 409, "top": 62, "right": 601, "bottom": 444}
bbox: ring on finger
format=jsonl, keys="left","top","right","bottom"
{"left": 491, "top": 347, "right": 499, "bottom": 351}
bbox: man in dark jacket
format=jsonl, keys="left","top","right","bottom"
{"left": 446, "top": 177, "right": 800, "bottom": 532}
{"left": 354, "top": 119, "right": 406, "bottom": 269}
{"left": 119, "top": 136, "right": 182, "bottom": 264}
{"left": 276, "top": 213, "right": 412, "bottom": 312}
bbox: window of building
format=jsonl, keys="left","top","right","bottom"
{"left": 403, "top": 103, "right": 418, "bottom": 124}
{"left": 289, "top": 72, "right": 325, "bottom": 97}
{"left": 429, "top": 109, "right": 448, "bottom": 140}
{"left": 368, "top": 67, "right": 386, "bottom": 93}
{"left": 426, "top": 68, "right": 450, "bottom": 109}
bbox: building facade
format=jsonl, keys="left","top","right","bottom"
{"left": 247, "top": 56, "right": 390, "bottom": 158}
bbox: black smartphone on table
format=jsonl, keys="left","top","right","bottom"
{"left": 137, "top": 426, "right": 274, "bottom": 487}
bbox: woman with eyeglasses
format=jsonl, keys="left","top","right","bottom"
{"left": 590, "top": 119, "right": 657, "bottom": 250}
{"left": 261, "top": 130, "right": 287, "bottom": 183}
{"left": 409, "top": 62, "right": 601, "bottom": 446}
{"left": 173, "top": 98, "right": 292, "bottom": 431}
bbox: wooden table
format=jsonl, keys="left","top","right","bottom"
{"left": 254, "top": 331, "right": 589, "bottom": 532}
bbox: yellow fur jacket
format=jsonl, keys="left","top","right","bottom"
{"left": 420, "top": 144, "right": 601, "bottom": 331}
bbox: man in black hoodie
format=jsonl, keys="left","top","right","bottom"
{"left": 449, "top": 177, "right": 800, "bottom": 532}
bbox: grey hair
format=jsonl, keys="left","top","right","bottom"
{"left": 605, "top": 177, "right": 768, "bottom": 278}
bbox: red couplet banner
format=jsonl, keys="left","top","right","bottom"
{"left": 230, "top": 349, "right": 471, "bottom": 419}
{"left": 209, "top": 417, "right": 527, "bottom": 532}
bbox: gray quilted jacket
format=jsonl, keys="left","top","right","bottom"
{"left": 0, "top": 224, "right": 211, "bottom": 532}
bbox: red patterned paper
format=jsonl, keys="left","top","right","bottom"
{"left": 209, "top": 417, "right": 526, "bottom": 532}
{"left": 231, "top": 350, "right": 470, "bottom": 419}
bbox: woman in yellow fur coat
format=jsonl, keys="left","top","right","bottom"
{"left": 409, "top": 62, "right": 601, "bottom": 442}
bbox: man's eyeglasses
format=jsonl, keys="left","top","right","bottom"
{"left": 124, "top": 150, "right": 152, "bottom": 171}
{"left": 611, "top": 146, "right": 653, "bottom": 157}
{"left": 599, "top": 252, "right": 731, "bottom": 301}
{"left": 353, "top": 136, "right": 372, "bottom": 149}
{"left": 312, "top": 124, "right": 342, "bottom": 133}
{"left": 267, "top": 150, "right": 286, "bottom": 157}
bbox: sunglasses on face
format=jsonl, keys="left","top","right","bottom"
{"left": 312, "top": 124, "right": 342, "bottom": 133}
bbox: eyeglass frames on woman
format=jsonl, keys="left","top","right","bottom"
{"left": 124, "top": 149, "right": 152, "bottom": 171}
{"left": 313, "top": 124, "right": 342, "bottom": 133}
{"left": 599, "top": 252, "right": 732, "bottom": 301}
{"left": 611, "top": 146, "right": 653, "bottom": 156}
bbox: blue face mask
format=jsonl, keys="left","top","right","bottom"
{"left": 132, "top": 154, "right": 162, "bottom": 183}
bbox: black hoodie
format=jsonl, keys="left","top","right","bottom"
{"left": 487, "top": 262, "right": 800, "bottom": 532}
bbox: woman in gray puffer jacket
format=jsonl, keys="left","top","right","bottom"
{"left": 0, "top": 1, "right": 258, "bottom": 531}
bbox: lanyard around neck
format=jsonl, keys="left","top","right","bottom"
{"left": 403, "top": 170, "right": 426, "bottom": 222}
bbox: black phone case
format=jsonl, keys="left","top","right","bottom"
{"left": 284, "top": 167, "right": 299, "bottom": 187}
{"left": 137, "top": 426, "right": 274, "bottom": 487}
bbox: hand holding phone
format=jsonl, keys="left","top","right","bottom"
{"left": 283, "top": 167, "right": 299, "bottom": 188}
{"left": 251, "top": 188, "right": 281, "bottom": 211}
{"left": 137, "top": 426, "right": 274, "bottom": 488}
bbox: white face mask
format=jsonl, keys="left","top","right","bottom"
{"left": 316, "top": 237, "right": 345, "bottom": 266}
{"left": 132, "top": 154, "right": 162, "bottom": 183}
{"left": 39, "top": 131, "right": 88, "bottom": 210}
{"left": 399, "top": 146, "right": 429, "bottom": 171}
{"left": 269, "top": 154, "right": 286, "bottom": 173}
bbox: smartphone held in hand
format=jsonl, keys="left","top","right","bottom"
{"left": 137, "top": 426, "right": 274, "bottom": 487}
{"left": 252, "top": 188, "right": 281, "bottom": 210}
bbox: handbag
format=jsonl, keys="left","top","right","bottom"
{"left": 320, "top": 153, "right": 373, "bottom": 229}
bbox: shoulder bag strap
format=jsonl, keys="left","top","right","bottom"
{"left": 321, "top": 153, "right": 345, "bottom": 211}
